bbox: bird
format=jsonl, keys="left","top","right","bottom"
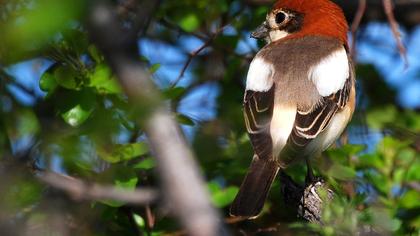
{"left": 230, "top": 0, "right": 356, "bottom": 219}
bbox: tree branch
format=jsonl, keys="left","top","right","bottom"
{"left": 350, "top": 0, "right": 367, "bottom": 60}
{"left": 171, "top": 25, "right": 227, "bottom": 88}
{"left": 37, "top": 171, "right": 158, "bottom": 205}
{"left": 87, "top": 1, "right": 226, "bottom": 236}
{"left": 336, "top": 0, "right": 420, "bottom": 29}
{"left": 279, "top": 172, "right": 333, "bottom": 224}
{"left": 382, "top": 0, "right": 408, "bottom": 67}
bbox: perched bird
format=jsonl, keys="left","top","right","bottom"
{"left": 230, "top": 0, "right": 356, "bottom": 218}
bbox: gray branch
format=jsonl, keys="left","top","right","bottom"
{"left": 87, "top": 1, "right": 226, "bottom": 236}
{"left": 280, "top": 172, "right": 333, "bottom": 224}
{"left": 37, "top": 171, "right": 158, "bottom": 205}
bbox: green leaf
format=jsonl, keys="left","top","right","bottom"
{"left": 208, "top": 182, "right": 239, "bottom": 208}
{"left": 54, "top": 65, "right": 78, "bottom": 89}
{"left": 328, "top": 164, "right": 356, "bottom": 181}
{"left": 150, "top": 64, "right": 161, "bottom": 74}
{"left": 380, "top": 136, "right": 410, "bottom": 150}
{"left": 357, "top": 153, "right": 384, "bottom": 169}
{"left": 327, "top": 144, "right": 366, "bottom": 164}
{"left": 340, "top": 144, "right": 366, "bottom": 156}
{"left": 61, "top": 104, "right": 93, "bottom": 127}
{"left": 39, "top": 70, "right": 58, "bottom": 93}
{"left": 101, "top": 143, "right": 149, "bottom": 163}
{"left": 179, "top": 13, "right": 200, "bottom": 32}
{"left": 393, "top": 168, "right": 405, "bottom": 183}
{"left": 133, "top": 214, "right": 145, "bottom": 228}
{"left": 163, "top": 87, "right": 186, "bottom": 100}
{"left": 5, "top": 181, "right": 42, "bottom": 209}
{"left": 400, "top": 190, "right": 420, "bottom": 208}
{"left": 89, "top": 64, "right": 122, "bottom": 94}
{"left": 115, "top": 176, "right": 138, "bottom": 189}
{"left": 133, "top": 157, "right": 156, "bottom": 170}
{"left": 57, "top": 89, "right": 96, "bottom": 127}
{"left": 88, "top": 45, "right": 102, "bottom": 63}
{"left": 406, "top": 163, "right": 420, "bottom": 181}
{"left": 40, "top": 64, "right": 80, "bottom": 93}
{"left": 366, "top": 172, "right": 390, "bottom": 196}
{"left": 396, "top": 148, "right": 416, "bottom": 165}
{"left": 1, "top": 0, "right": 84, "bottom": 63}
{"left": 366, "top": 106, "right": 397, "bottom": 130}
{"left": 212, "top": 186, "right": 238, "bottom": 208}
{"left": 16, "top": 109, "right": 40, "bottom": 137}
{"left": 176, "top": 113, "right": 195, "bottom": 126}
{"left": 63, "top": 29, "right": 88, "bottom": 56}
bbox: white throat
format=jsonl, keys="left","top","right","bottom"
{"left": 266, "top": 30, "right": 289, "bottom": 43}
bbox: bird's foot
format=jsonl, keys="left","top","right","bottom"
{"left": 308, "top": 181, "right": 324, "bottom": 203}
{"left": 305, "top": 175, "right": 323, "bottom": 186}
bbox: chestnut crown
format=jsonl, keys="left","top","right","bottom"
{"left": 252, "top": 0, "right": 349, "bottom": 47}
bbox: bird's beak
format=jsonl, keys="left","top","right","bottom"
{"left": 251, "top": 22, "right": 269, "bottom": 39}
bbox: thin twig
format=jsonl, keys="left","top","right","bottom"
{"left": 350, "top": 0, "right": 367, "bottom": 60}
{"left": 37, "top": 171, "right": 158, "bottom": 204}
{"left": 145, "top": 205, "right": 155, "bottom": 230}
{"left": 383, "top": 0, "right": 409, "bottom": 67}
{"left": 0, "top": 69, "right": 37, "bottom": 98}
{"left": 171, "top": 25, "right": 228, "bottom": 88}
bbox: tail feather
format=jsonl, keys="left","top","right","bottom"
{"left": 230, "top": 156, "right": 279, "bottom": 218}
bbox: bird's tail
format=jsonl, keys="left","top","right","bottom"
{"left": 230, "top": 156, "right": 279, "bottom": 218}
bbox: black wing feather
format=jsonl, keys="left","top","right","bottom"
{"left": 231, "top": 85, "right": 278, "bottom": 218}
{"left": 288, "top": 77, "right": 353, "bottom": 150}
{"left": 243, "top": 85, "right": 275, "bottom": 159}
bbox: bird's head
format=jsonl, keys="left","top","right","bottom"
{"left": 252, "top": 0, "right": 349, "bottom": 47}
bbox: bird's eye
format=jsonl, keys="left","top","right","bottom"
{"left": 275, "top": 12, "right": 287, "bottom": 24}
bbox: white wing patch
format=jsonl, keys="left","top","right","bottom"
{"left": 246, "top": 57, "right": 274, "bottom": 92}
{"left": 309, "top": 47, "right": 349, "bottom": 96}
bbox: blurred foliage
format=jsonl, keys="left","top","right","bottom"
{"left": 0, "top": 0, "right": 419, "bottom": 235}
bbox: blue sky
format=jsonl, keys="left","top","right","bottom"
{"left": 357, "top": 23, "right": 420, "bottom": 108}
